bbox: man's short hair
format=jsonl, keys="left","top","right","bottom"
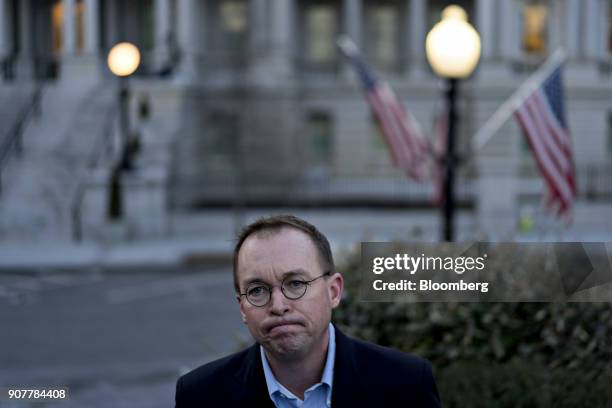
{"left": 233, "top": 215, "right": 335, "bottom": 293}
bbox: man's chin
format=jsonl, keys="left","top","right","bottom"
{"left": 264, "top": 333, "right": 310, "bottom": 360}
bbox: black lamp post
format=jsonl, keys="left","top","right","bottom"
{"left": 106, "top": 42, "right": 141, "bottom": 220}
{"left": 426, "top": 5, "right": 481, "bottom": 241}
{"left": 442, "top": 78, "right": 458, "bottom": 241}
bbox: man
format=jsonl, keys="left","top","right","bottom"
{"left": 175, "top": 215, "right": 440, "bottom": 407}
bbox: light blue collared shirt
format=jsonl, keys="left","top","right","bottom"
{"left": 260, "top": 322, "right": 335, "bottom": 408}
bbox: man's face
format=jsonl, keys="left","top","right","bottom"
{"left": 236, "top": 228, "right": 343, "bottom": 361}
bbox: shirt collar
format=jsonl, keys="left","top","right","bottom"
{"left": 260, "top": 322, "right": 336, "bottom": 401}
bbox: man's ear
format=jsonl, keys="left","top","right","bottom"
{"left": 328, "top": 272, "right": 344, "bottom": 309}
{"left": 238, "top": 296, "right": 248, "bottom": 324}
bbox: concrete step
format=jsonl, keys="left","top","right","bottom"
{"left": 0, "top": 84, "right": 35, "bottom": 145}
{"left": 0, "top": 81, "right": 116, "bottom": 242}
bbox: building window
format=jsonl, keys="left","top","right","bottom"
{"left": 306, "top": 112, "right": 334, "bottom": 168}
{"left": 368, "top": 115, "right": 395, "bottom": 172}
{"left": 116, "top": 0, "right": 153, "bottom": 52}
{"left": 301, "top": 2, "right": 339, "bottom": 68}
{"left": 522, "top": 0, "right": 548, "bottom": 55}
{"left": 364, "top": 1, "right": 401, "bottom": 70}
{"left": 52, "top": 1, "right": 63, "bottom": 56}
{"left": 76, "top": 0, "right": 84, "bottom": 52}
{"left": 141, "top": 0, "right": 154, "bottom": 51}
{"left": 208, "top": 112, "right": 240, "bottom": 160}
{"left": 204, "top": 111, "right": 241, "bottom": 172}
{"left": 208, "top": 0, "right": 248, "bottom": 55}
{"left": 51, "top": 0, "right": 85, "bottom": 55}
{"left": 220, "top": 0, "right": 248, "bottom": 52}
{"left": 370, "top": 116, "right": 388, "bottom": 152}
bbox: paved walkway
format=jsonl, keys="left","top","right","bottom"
{"left": 0, "top": 209, "right": 466, "bottom": 271}
{"left": 0, "top": 267, "right": 248, "bottom": 408}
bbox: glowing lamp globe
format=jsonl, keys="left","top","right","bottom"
{"left": 107, "top": 42, "right": 141, "bottom": 77}
{"left": 425, "top": 5, "right": 481, "bottom": 79}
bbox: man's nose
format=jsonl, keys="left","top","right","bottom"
{"left": 268, "top": 287, "right": 290, "bottom": 315}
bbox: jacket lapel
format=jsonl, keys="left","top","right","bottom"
{"left": 234, "top": 343, "right": 276, "bottom": 407}
{"left": 331, "top": 327, "right": 369, "bottom": 407}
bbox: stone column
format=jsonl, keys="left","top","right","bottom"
{"left": 242, "top": 0, "right": 299, "bottom": 190}
{"left": 342, "top": 0, "right": 362, "bottom": 80}
{"left": 62, "top": 0, "right": 101, "bottom": 81}
{"left": 548, "top": 0, "right": 565, "bottom": 53}
{"left": 63, "top": 0, "right": 77, "bottom": 55}
{"left": 343, "top": 0, "right": 362, "bottom": 48}
{"left": 16, "top": 0, "right": 34, "bottom": 80}
{"left": 0, "top": 0, "right": 14, "bottom": 82}
{"left": 596, "top": 0, "right": 612, "bottom": 56}
{"left": 0, "top": 0, "right": 9, "bottom": 59}
{"left": 476, "top": 0, "right": 494, "bottom": 60}
{"left": 60, "top": 0, "right": 76, "bottom": 80}
{"left": 84, "top": 0, "right": 100, "bottom": 55}
{"left": 249, "top": 0, "right": 267, "bottom": 53}
{"left": 176, "top": 0, "right": 201, "bottom": 83}
{"left": 269, "top": 0, "right": 293, "bottom": 79}
{"left": 154, "top": 0, "right": 172, "bottom": 71}
{"left": 584, "top": 0, "right": 602, "bottom": 59}
{"left": 248, "top": 0, "right": 269, "bottom": 83}
{"left": 598, "top": 0, "right": 610, "bottom": 57}
{"left": 563, "top": 0, "right": 580, "bottom": 58}
{"left": 499, "top": 0, "right": 520, "bottom": 61}
{"left": 570, "top": 0, "right": 601, "bottom": 81}
{"left": 250, "top": 0, "right": 294, "bottom": 85}
{"left": 104, "top": 0, "right": 118, "bottom": 49}
{"left": 475, "top": 0, "right": 510, "bottom": 81}
{"left": 408, "top": 0, "right": 426, "bottom": 79}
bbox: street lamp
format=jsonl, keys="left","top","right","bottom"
{"left": 107, "top": 42, "right": 141, "bottom": 219}
{"left": 425, "top": 5, "right": 481, "bottom": 241}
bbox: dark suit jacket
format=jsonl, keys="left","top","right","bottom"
{"left": 175, "top": 326, "right": 441, "bottom": 407}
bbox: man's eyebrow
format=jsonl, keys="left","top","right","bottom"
{"left": 280, "top": 269, "right": 310, "bottom": 279}
{"left": 241, "top": 269, "right": 311, "bottom": 288}
{"left": 242, "top": 277, "right": 268, "bottom": 288}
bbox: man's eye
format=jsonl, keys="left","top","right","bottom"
{"left": 248, "top": 286, "right": 267, "bottom": 297}
{"left": 287, "top": 280, "right": 306, "bottom": 289}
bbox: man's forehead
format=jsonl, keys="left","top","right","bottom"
{"left": 237, "top": 228, "right": 321, "bottom": 272}
{"left": 241, "top": 227, "right": 315, "bottom": 252}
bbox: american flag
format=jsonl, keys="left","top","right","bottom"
{"left": 514, "top": 65, "right": 576, "bottom": 217}
{"left": 337, "top": 37, "right": 430, "bottom": 181}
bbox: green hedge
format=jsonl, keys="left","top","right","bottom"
{"left": 333, "top": 248, "right": 612, "bottom": 407}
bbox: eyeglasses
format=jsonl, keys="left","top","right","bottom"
{"left": 239, "top": 271, "right": 331, "bottom": 307}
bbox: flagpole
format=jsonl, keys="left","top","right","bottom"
{"left": 336, "top": 35, "right": 359, "bottom": 57}
{"left": 471, "top": 49, "right": 567, "bottom": 152}
{"left": 337, "top": 34, "right": 432, "bottom": 179}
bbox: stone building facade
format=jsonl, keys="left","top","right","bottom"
{"left": 0, "top": 0, "right": 611, "bottom": 241}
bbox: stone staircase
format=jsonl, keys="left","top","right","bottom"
{"left": 0, "top": 84, "right": 35, "bottom": 140}
{"left": 0, "top": 84, "right": 37, "bottom": 170}
{"left": 0, "top": 81, "right": 116, "bottom": 242}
